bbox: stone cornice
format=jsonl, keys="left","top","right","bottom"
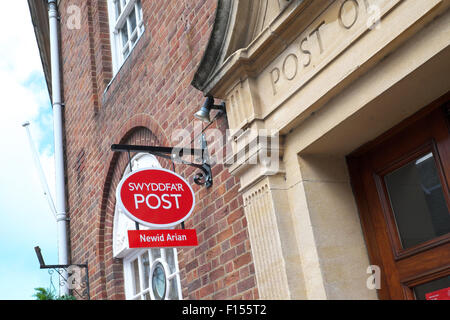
{"left": 191, "top": 0, "right": 233, "bottom": 93}
{"left": 191, "top": 0, "right": 318, "bottom": 97}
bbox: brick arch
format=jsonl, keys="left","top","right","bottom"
{"left": 94, "top": 114, "right": 169, "bottom": 299}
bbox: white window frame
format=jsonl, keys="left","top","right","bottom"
{"left": 123, "top": 248, "right": 183, "bottom": 300}
{"left": 107, "top": 0, "right": 145, "bottom": 74}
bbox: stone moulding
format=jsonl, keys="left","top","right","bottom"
{"left": 191, "top": 0, "right": 233, "bottom": 93}
{"left": 191, "top": 0, "right": 300, "bottom": 96}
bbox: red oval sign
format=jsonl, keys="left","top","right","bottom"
{"left": 116, "top": 168, "right": 195, "bottom": 228}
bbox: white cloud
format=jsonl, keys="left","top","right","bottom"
{"left": 0, "top": 1, "right": 42, "bottom": 83}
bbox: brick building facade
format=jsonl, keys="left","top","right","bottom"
{"left": 29, "top": 0, "right": 257, "bottom": 300}
{"left": 30, "top": 0, "right": 450, "bottom": 300}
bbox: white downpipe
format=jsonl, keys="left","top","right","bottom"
{"left": 48, "top": 0, "right": 69, "bottom": 296}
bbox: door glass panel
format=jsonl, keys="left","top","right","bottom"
{"left": 413, "top": 276, "right": 450, "bottom": 300}
{"left": 384, "top": 152, "right": 450, "bottom": 249}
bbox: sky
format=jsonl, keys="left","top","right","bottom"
{"left": 0, "top": 1, "right": 59, "bottom": 299}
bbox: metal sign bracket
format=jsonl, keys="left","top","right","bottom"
{"left": 34, "top": 246, "right": 90, "bottom": 300}
{"left": 111, "top": 133, "right": 213, "bottom": 188}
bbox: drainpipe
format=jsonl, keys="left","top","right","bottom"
{"left": 48, "top": 0, "right": 69, "bottom": 296}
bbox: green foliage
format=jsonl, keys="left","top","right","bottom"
{"left": 33, "top": 287, "right": 77, "bottom": 300}
{"left": 33, "top": 287, "right": 56, "bottom": 300}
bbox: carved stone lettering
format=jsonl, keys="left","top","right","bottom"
{"left": 270, "top": 67, "right": 281, "bottom": 95}
{"left": 282, "top": 53, "right": 298, "bottom": 80}
{"left": 265, "top": 0, "right": 400, "bottom": 100}
{"left": 309, "top": 21, "right": 326, "bottom": 54}
{"left": 339, "top": 0, "right": 360, "bottom": 29}
{"left": 299, "top": 37, "right": 311, "bottom": 67}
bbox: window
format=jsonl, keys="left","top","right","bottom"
{"left": 113, "top": 153, "right": 183, "bottom": 300}
{"left": 107, "top": 0, "right": 144, "bottom": 74}
{"left": 123, "top": 248, "right": 183, "bottom": 300}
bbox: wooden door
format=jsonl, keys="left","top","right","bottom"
{"left": 348, "top": 96, "right": 450, "bottom": 300}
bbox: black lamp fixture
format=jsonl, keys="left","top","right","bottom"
{"left": 194, "top": 95, "right": 226, "bottom": 123}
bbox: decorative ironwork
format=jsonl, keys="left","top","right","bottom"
{"left": 34, "top": 246, "right": 90, "bottom": 300}
{"left": 111, "top": 133, "right": 213, "bottom": 188}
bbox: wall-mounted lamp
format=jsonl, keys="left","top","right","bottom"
{"left": 194, "top": 96, "right": 226, "bottom": 123}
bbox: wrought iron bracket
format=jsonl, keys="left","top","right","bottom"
{"left": 34, "top": 246, "right": 90, "bottom": 300}
{"left": 111, "top": 133, "right": 213, "bottom": 188}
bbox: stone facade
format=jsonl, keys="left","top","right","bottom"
{"left": 194, "top": 0, "right": 450, "bottom": 299}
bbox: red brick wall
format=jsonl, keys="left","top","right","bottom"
{"left": 58, "top": 0, "right": 258, "bottom": 300}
